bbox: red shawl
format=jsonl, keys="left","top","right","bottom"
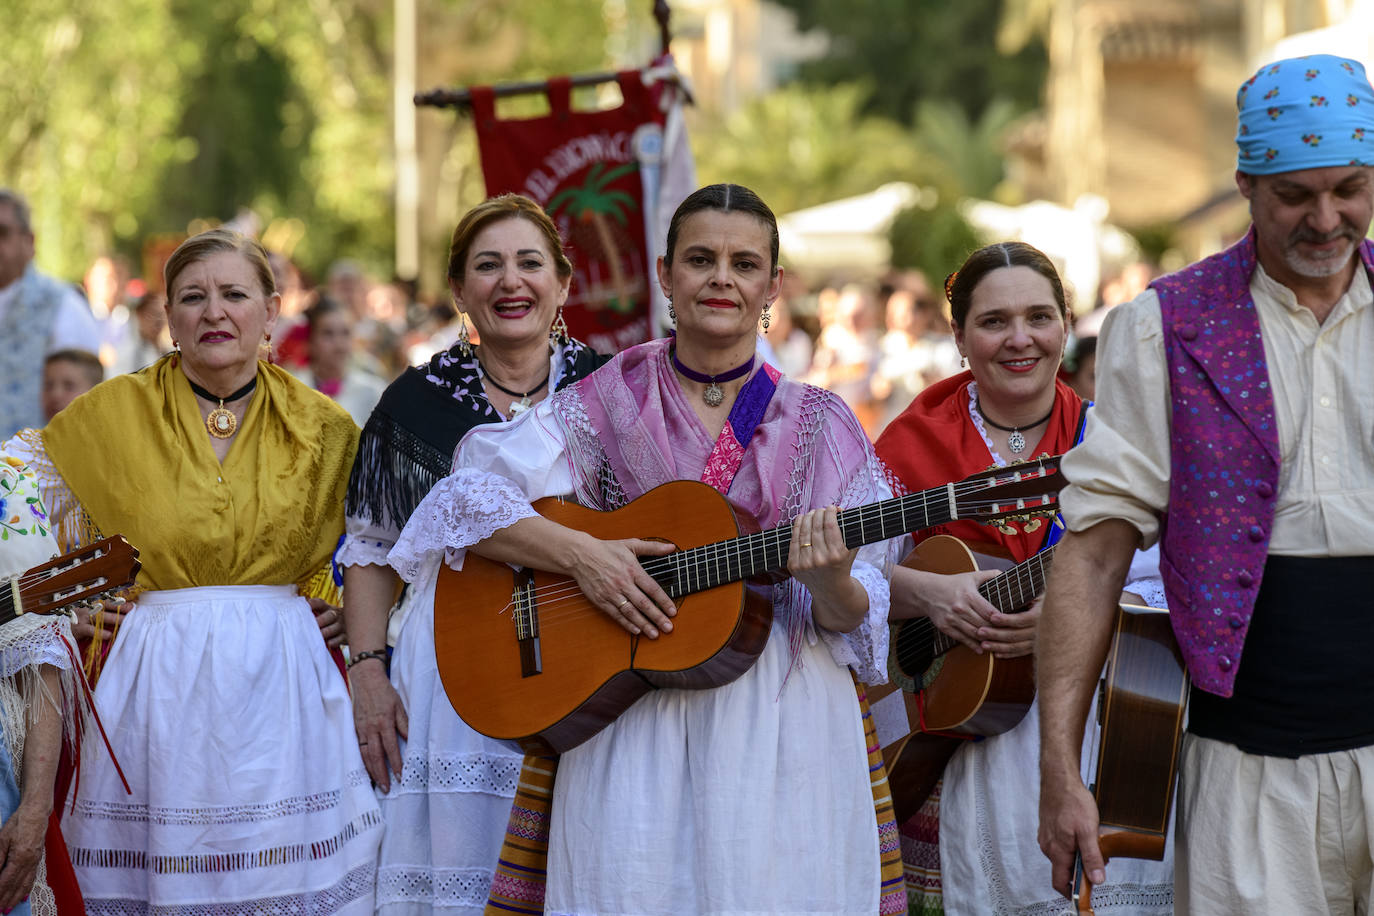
{"left": 874, "top": 370, "right": 1083, "bottom": 564}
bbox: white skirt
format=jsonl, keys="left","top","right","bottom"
{"left": 62, "top": 585, "right": 383, "bottom": 916}
{"left": 938, "top": 698, "right": 1175, "bottom": 915}
{"left": 545, "top": 617, "right": 881, "bottom": 916}
{"left": 375, "top": 584, "right": 525, "bottom": 914}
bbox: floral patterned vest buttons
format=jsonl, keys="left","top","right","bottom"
{"left": 1152, "top": 230, "right": 1374, "bottom": 696}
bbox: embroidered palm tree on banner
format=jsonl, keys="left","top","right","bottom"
{"left": 549, "top": 162, "right": 643, "bottom": 317}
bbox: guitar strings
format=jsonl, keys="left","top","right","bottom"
{"left": 493, "top": 492, "right": 1046, "bottom": 619}
{"left": 482, "top": 464, "right": 1063, "bottom": 629}
{"left": 474, "top": 491, "right": 1061, "bottom": 630}
{"left": 487, "top": 489, "right": 1061, "bottom": 625}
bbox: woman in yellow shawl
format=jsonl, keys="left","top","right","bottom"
{"left": 3, "top": 229, "right": 382, "bottom": 915}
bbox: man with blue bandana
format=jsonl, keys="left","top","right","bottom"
{"left": 1038, "top": 54, "right": 1374, "bottom": 912}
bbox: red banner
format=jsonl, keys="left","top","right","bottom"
{"left": 472, "top": 72, "right": 667, "bottom": 354}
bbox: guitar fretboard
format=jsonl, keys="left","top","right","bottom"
{"left": 645, "top": 464, "right": 1058, "bottom": 600}
{"left": 979, "top": 545, "right": 1056, "bottom": 615}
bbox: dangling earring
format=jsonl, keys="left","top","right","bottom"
{"left": 457, "top": 313, "right": 472, "bottom": 357}
{"left": 960, "top": 355, "right": 968, "bottom": 369}
{"left": 549, "top": 306, "right": 570, "bottom": 346}
{"left": 761, "top": 303, "right": 772, "bottom": 331}
{"left": 667, "top": 297, "right": 676, "bottom": 324}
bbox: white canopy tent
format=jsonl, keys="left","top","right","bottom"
{"left": 778, "top": 183, "right": 1140, "bottom": 309}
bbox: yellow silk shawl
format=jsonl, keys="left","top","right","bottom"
{"left": 41, "top": 355, "right": 358, "bottom": 595}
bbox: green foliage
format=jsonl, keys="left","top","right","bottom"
{"left": 1, "top": 0, "right": 639, "bottom": 285}
{"left": 888, "top": 199, "right": 984, "bottom": 286}
{"left": 773, "top": 0, "right": 1048, "bottom": 126}
{"left": 912, "top": 97, "right": 1019, "bottom": 200}
{"left": 1126, "top": 221, "right": 1178, "bottom": 267}
{"left": 690, "top": 82, "right": 930, "bottom": 215}
{"left": 3, "top": 0, "right": 194, "bottom": 280}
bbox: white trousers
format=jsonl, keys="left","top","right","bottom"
{"left": 1178, "top": 734, "right": 1374, "bottom": 915}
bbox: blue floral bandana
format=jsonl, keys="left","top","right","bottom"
{"left": 1236, "top": 54, "right": 1374, "bottom": 174}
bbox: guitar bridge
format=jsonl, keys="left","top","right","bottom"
{"left": 513, "top": 568, "right": 542, "bottom": 677}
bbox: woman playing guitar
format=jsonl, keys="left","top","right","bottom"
{"left": 875, "top": 242, "right": 1173, "bottom": 914}
{"left": 390, "top": 184, "right": 907, "bottom": 914}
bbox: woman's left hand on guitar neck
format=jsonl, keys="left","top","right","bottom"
{"left": 788, "top": 506, "right": 868, "bottom": 634}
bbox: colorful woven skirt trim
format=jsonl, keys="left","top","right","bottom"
{"left": 900, "top": 778, "right": 945, "bottom": 915}
{"left": 484, "top": 754, "right": 558, "bottom": 915}
{"left": 483, "top": 679, "right": 905, "bottom": 914}
{"left": 855, "top": 678, "right": 914, "bottom": 915}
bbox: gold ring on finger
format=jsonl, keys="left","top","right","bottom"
{"left": 616, "top": 597, "right": 629, "bottom": 608}
{"left": 801, "top": 541, "right": 812, "bottom": 548}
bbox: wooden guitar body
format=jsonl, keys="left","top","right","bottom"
{"left": 872, "top": 534, "right": 1040, "bottom": 821}
{"left": 433, "top": 480, "right": 773, "bottom": 755}
{"left": 897, "top": 536, "right": 1034, "bottom": 735}
{"left": 1074, "top": 604, "right": 1189, "bottom": 913}
{"left": 433, "top": 458, "right": 1065, "bottom": 756}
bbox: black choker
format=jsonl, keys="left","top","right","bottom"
{"left": 976, "top": 399, "right": 1053, "bottom": 455}
{"left": 187, "top": 375, "right": 258, "bottom": 439}
{"left": 670, "top": 347, "right": 753, "bottom": 407}
{"left": 479, "top": 361, "right": 550, "bottom": 419}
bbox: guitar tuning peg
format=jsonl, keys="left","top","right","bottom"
{"left": 997, "top": 523, "right": 1017, "bottom": 535}
{"left": 1023, "top": 518, "right": 1042, "bottom": 533}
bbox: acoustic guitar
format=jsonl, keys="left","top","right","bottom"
{"left": 1073, "top": 604, "right": 1188, "bottom": 913}
{"left": 434, "top": 457, "right": 1064, "bottom": 754}
{"left": 868, "top": 535, "right": 1056, "bottom": 820}
{"left": 1, "top": 536, "right": 142, "bottom": 623}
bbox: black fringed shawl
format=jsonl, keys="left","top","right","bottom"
{"left": 344, "top": 339, "right": 608, "bottom": 532}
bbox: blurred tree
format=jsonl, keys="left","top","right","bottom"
{"left": 689, "top": 82, "right": 929, "bottom": 216}
{"left": 912, "top": 97, "right": 1019, "bottom": 201}
{"left": 1, "top": 0, "right": 646, "bottom": 286}
{"left": 772, "top": 0, "right": 1048, "bottom": 126}
{"left": 2, "top": 0, "right": 196, "bottom": 281}
{"left": 888, "top": 198, "right": 983, "bottom": 287}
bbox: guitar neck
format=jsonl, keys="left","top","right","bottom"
{"left": 978, "top": 545, "right": 1057, "bottom": 615}
{"left": 0, "top": 580, "right": 14, "bottom": 628}
{"left": 655, "top": 486, "right": 958, "bottom": 600}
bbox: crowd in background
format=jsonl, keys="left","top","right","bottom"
{"left": 21, "top": 242, "right": 1162, "bottom": 441}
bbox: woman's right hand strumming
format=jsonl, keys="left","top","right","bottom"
{"left": 565, "top": 534, "right": 678, "bottom": 639}
{"left": 889, "top": 565, "right": 1001, "bottom": 653}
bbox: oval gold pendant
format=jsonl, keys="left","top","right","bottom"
{"left": 206, "top": 406, "right": 237, "bottom": 439}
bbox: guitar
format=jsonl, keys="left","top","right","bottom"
{"left": 1072, "top": 604, "right": 1188, "bottom": 913}
{"left": 433, "top": 457, "right": 1064, "bottom": 755}
{"left": 1, "top": 536, "right": 142, "bottom": 624}
{"left": 868, "top": 535, "right": 1057, "bottom": 821}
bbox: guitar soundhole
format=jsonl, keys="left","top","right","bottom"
{"left": 894, "top": 619, "right": 938, "bottom": 679}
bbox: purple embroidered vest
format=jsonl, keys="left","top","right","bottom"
{"left": 1152, "top": 231, "right": 1374, "bottom": 696}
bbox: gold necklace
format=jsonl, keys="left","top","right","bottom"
{"left": 187, "top": 376, "right": 258, "bottom": 439}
